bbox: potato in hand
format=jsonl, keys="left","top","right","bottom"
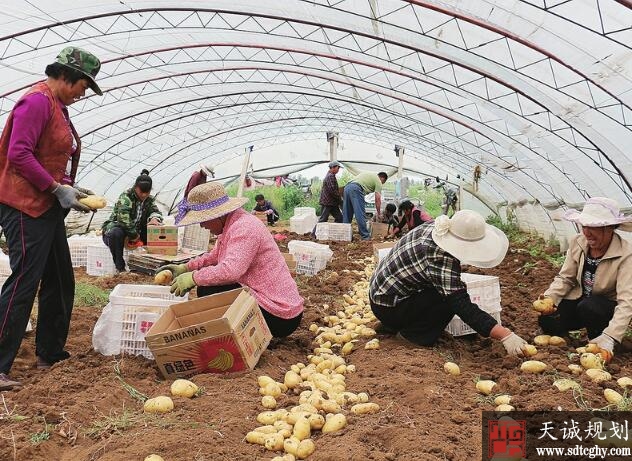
{"left": 532, "top": 297, "right": 555, "bottom": 314}
{"left": 78, "top": 195, "right": 107, "bottom": 210}
{"left": 154, "top": 269, "right": 173, "bottom": 285}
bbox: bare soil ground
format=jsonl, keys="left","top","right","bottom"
{"left": 1, "top": 230, "right": 629, "bottom": 461}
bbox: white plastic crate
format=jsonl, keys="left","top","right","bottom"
{"left": 87, "top": 244, "right": 117, "bottom": 276}
{"left": 0, "top": 252, "right": 10, "bottom": 278}
{"left": 181, "top": 225, "right": 211, "bottom": 252}
{"left": 293, "top": 207, "right": 316, "bottom": 217}
{"left": 315, "top": 223, "right": 352, "bottom": 241}
{"left": 290, "top": 214, "right": 317, "bottom": 234}
{"left": 68, "top": 235, "right": 103, "bottom": 268}
{"left": 110, "top": 284, "right": 189, "bottom": 359}
{"left": 288, "top": 240, "right": 333, "bottom": 275}
{"left": 445, "top": 273, "right": 502, "bottom": 337}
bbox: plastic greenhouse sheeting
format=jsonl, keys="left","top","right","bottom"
{"left": 0, "top": 0, "right": 631, "bottom": 236}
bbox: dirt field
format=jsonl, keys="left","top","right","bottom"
{"left": 1, "top": 230, "right": 629, "bottom": 461}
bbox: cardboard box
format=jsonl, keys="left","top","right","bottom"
{"left": 373, "top": 242, "right": 396, "bottom": 262}
{"left": 145, "top": 288, "right": 272, "bottom": 379}
{"left": 146, "top": 225, "right": 178, "bottom": 256}
{"left": 370, "top": 222, "right": 390, "bottom": 239}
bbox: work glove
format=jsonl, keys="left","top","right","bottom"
{"left": 588, "top": 334, "right": 615, "bottom": 363}
{"left": 52, "top": 184, "right": 90, "bottom": 212}
{"left": 74, "top": 185, "right": 95, "bottom": 195}
{"left": 500, "top": 332, "right": 527, "bottom": 356}
{"left": 532, "top": 295, "right": 556, "bottom": 315}
{"left": 265, "top": 209, "right": 274, "bottom": 215}
{"left": 251, "top": 210, "right": 257, "bottom": 215}
{"left": 156, "top": 263, "right": 189, "bottom": 278}
{"left": 170, "top": 272, "right": 197, "bottom": 297}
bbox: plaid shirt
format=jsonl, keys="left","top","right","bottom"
{"left": 370, "top": 223, "right": 466, "bottom": 308}
{"left": 319, "top": 171, "right": 341, "bottom": 206}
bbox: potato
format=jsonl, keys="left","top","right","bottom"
{"left": 307, "top": 413, "right": 325, "bottom": 430}
{"left": 78, "top": 194, "right": 107, "bottom": 210}
{"left": 350, "top": 402, "right": 380, "bottom": 415}
{"left": 272, "top": 455, "right": 296, "bottom": 461}
{"left": 258, "top": 375, "right": 276, "bottom": 388}
{"left": 521, "top": 344, "right": 538, "bottom": 356}
{"left": 283, "top": 437, "right": 300, "bottom": 455}
{"left": 568, "top": 364, "right": 583, "bottom": 375}
{"left": 296, "top": 439, "right": 316, "bottom": 459}
{"left": 143, "top": 396, "right": 174, "bottom": 413}
{"left": 284, "top": 371, "right": 302, "bottom": 389}
{"left": 585, "top": 368, "right": 611, "bottom": 383}
{"left": 246, "top": 431, "right": 267, "bottom": 445}
{"left": 292, "top": 415, "right": 311, "bottom": 441}
{"left": 154, "top": 270, "right": 173, "bottom": 286}
{"left": 340, "top": 341, "right": 354, "bottom": 356}
{"left": 144, "top": 456, "right": 165, "bottom": 461}
{"left": 532, "top": 297, "right": 555, "bottom": 314}
{"left": 495, "top": 404, "right": 514, "bottom": 411}
{"left": 261, "top": 382, "right": 282, "bottom": 398}
{"left": 548, "top": 336, "right": 566, "bottom": 346}
{"left": 443, "top": 362, "right": 460, "bottom": 375}
{"left": 261, "top": 395, "right": 277, "bottom": 409}
{"left": 264, "top": 433, "right": 284, "bottom": 451}
{"left": 364, "top": 338, "right": 380, "bottom": 350}
{"left": 357, "top": 392, "right": 369, "bottom": 403}
{"left": 533, "top": 335, "right": 551, "bottom": 346}
{"left": 617, "top": 377, "right": 632, "bottom": 388}
{"left": 520, "top": 360, "right": 547, "bottom": 374}
{"left": 494, "top": 395, "right": 511, "bottom": 406}
{"left": 553, "top": 379, "right": 580, "bottom": 391}
{"left": 580, "top": 353, "right": 604, "bottom": 370}
{"left": 257, "top": 411, "right": 280, "bottom": 425}
{"left": 604, "top": 389, "right": 623, "bottom": 405}
{"left": 170, "top": 378, "right": 198, "bottom": 398}
{"left": 321, "top": 413, "right": 347, "bottom": 433}
{"left": 476, "top": 380, "right": 496, "bottom": 395}
{"left": 254, "top": 425, "right": 277, "bottom": 434}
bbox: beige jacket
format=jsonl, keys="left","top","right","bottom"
{"left": 544, "top": 232, "right": 632, "bottom": 342}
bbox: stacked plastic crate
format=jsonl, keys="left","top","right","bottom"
{"left": 87, "top": 242, "right": 132, "bottom": 276}
{"left": 445, "top": 273, "right": 502, "bottom": 336}
{"left": 314, "top": 223, "right": 352, "bottom": 241}
{"left": 290, "top": 207, "right": 318, "bottom": 235}
{"left": 68, "top": 234, "right": 104, "bottom": 268}
{"left": 287, "top": 240, "right": 333, "bottom": 276}
{"left": 109, "top": 284, "right": 188, "bottom": 358}
{"left": 180, "top": 225, "right": 211, "bottom": 252}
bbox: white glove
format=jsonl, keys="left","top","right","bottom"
{"left": 251, "top": 210, "right": 257, "bottom": 215}
{"left": 265, "top": 209, "right": 274, "bottom": 215}
{"left": 590, "top": 333, "right": 615, "bottom": 353}
{"left": 500, "top": 332, "right": 527, "bottom": 356}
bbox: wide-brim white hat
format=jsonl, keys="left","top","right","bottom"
{"left": 431, "top": 210, "right": 509, "bottom": 268}
{"left": 564, "top": 197, "right": 632, "bottom": 231}
{"left": 175, "top": 181, "right": 247, "bottom": 226}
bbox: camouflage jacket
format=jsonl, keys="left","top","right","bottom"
{"left": 101, "top": 188, "right": 163, "bottom": 240}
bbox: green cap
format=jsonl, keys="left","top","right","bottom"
{"left": 55, "top": 46, "right": 102, "bottom": 95}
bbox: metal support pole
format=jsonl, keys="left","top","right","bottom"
{"left": 326, "top": 131, "right": 339, "bottom": 162}
{"left": 237, "top": 145, "right": 254, "bottom": 198}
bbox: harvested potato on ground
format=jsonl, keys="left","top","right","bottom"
{"left": 296, "top": 439, "right": 316, "bottom": 459}
{"left": 443, "top": 362, "right": 460, "bottom": 375}
{"left": 170, "top": 378, "right": 199, "bottom": 398}
{"left": 580, "top": 353, "right": 604, "bottom": 370}
{"left": 521, "top": 344, "right": 538, "bottom": 356}
{"left": 520, "top": 360, "right": 547, "bottom": 374}
{"left": 585, "top": 368, "right": 611, "bottom": 383}
{"left": 604, "top": 389, "right": 623, "bottom": 405}
{"left": 350, "top": 402, "right": 380, "bottom": 414}
{"left": 495, "top": 404, "right": 514, "bottom": 411}
{"left": 568, "top": 364, "right": 583, "bottom": 375}
{"left": 549, "top": 336, "right": 566, "bottom": 346}
{"left": 144, "top": 456, "right": 165, "bottom": 461}
{"left": 494, "top": 395, "right": 511, "bottom": 406}
{"left": 617, "top": 377, "right": 632, "bottom": 388}
{"left": 143, "top": 396, "right": 174, "bottom": 414}
{"left": 553, "top": 379, "right": 580, "bottom": 391}
{"left": 476, "top": 380, "right": 496, "bottom": 395}
{"left": 261, "top": 395, "right": 277, "bottom": 409}
{"left": 364, "top": 338, "right": 380, "bottom": 350}
{"left": 245, "top": 431, "right": 267, "bottom": 445}
{"left": 533, "top": 335, "right": 551, "bottom": 346}
{"left": 154, "top": 270, "right": 173, "bottom": 286}
{"left": 321, "top": 413, "right": 347, "bottom": 433}
{"left": 78, "top": 194, "right": 107, "bottom": 210}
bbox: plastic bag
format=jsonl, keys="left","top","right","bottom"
{"left": 92, "top": 302, "right": 123, "bottom": 356}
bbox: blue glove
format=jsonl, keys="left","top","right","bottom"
{"left": 170, "top": 272, "right": 197, "bottom": 297}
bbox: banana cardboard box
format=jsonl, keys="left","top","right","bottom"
{"left": 145, "top": 287, "right": 272, "bottom": 379}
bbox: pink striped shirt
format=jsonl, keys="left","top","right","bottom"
{"left": 187, "top": 208, "right": 304, "bottom": 319}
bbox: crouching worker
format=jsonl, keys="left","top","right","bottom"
{"left": 369, "top": 210, "right": 527, "bottom": 355}
{"left": 158, "top": 182, "right": 304, "bottom": 337}
{"left": 534, "top": 197, "right": 632, "bottom": 363}
{"left": 252, "top": 193, "right": 279, "bottom": 226}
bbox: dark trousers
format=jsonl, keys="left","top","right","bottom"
{"left": 197, "top": 284, "right": 302, "bottom": 338}
{"left": 0, "top": 202, "right": 74, "bottom": 374}
{"left": 318, "top": 205, "right": 343, "bottom": 223}
{"left": 538, "top": 295, "right": 616, "bottom": 339}
{"left": 267, "top": 212, "right": 279, "bottom": 225}
{"left": 370, "top": 289, "right": 455, "bottom": 346}
{"left": 102, "top": 226, "right": 126, "bottom": 271}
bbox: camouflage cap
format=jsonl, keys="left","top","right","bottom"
{"left": 55, "top": 46, "right": 102, "bottom": 95}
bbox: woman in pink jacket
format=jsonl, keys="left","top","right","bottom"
{"left": 158, "top": 182, "right": 304, "bottom": 337}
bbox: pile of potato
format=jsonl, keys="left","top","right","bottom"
{"left": 246, "top": 259, "right": 382, "bottom": 459}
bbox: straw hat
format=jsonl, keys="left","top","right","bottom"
{"left": 564, "top": 197, "right": 632, "bottom": 230}
{"left": 431, "top": 210, "right": 509, "bottom": 268}
{"left": 174, "top": 182, "right": 248, "bottom": 226}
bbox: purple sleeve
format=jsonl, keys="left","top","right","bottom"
{"left": 7, "top": 93, "right": 56, "bottom": 191}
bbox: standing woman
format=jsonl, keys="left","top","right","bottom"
{"left": 0, "top": 47, "right": 103, "bottom": 389}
